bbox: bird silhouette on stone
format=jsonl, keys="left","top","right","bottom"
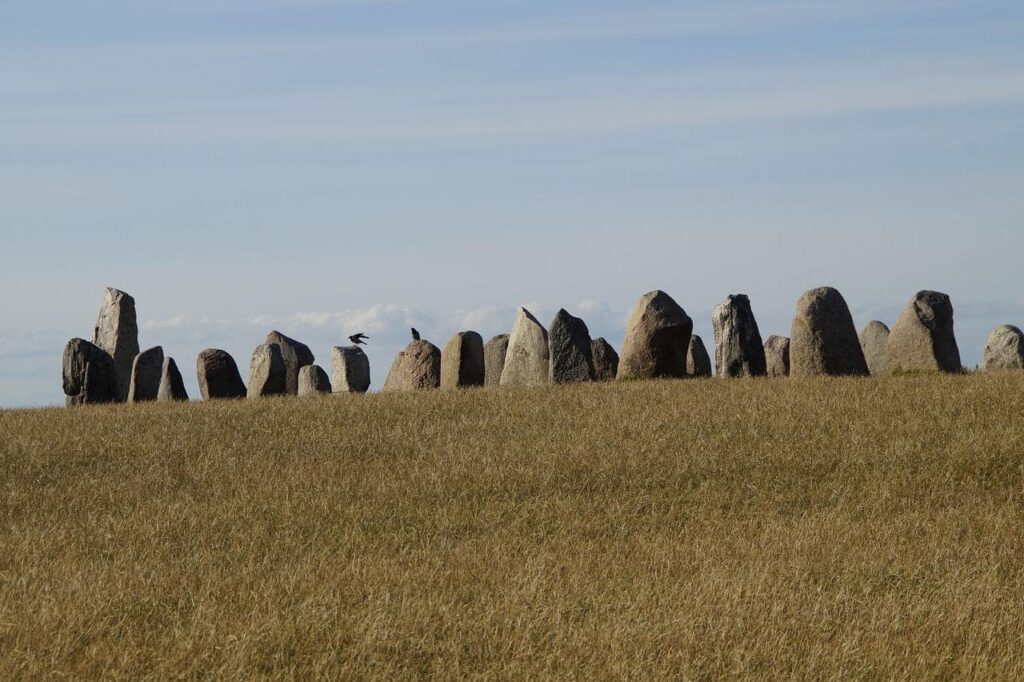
{"left": 348, "top": 333, "right": 369, "bottom": 346}
{"left": 411, "top": 328, "right": 421, "bottom": 341}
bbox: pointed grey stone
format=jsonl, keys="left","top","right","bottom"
{"left": 500, "top": 308, "right": 550, "bottom": 386}
{"left": 197, "top": 349, "right": 246, "bottom": 400}
{"left": 157, "top": 357, "right": 189, "bottom": 402}
{"left": 484, "top": 335, "right": 510, "bottom": 387}
{"left": 591, "top": 338, "right": 619, "bottom": 381}
{"left": 790, "top": 287, "right": 868, "bottom": 377}
{"left": 887, "top": 291, "right": 961, "bottom": 374}
{"left": 331, "top": 346, "right": 371, "bottom": 393}
{"left": 298, "top": 365, "right": 332, "bottom": 396}
{"left": 983, "top": 325, "right": 1024, "bottom": 371}
{"left": 248, "top": 343, "right": 287, "bottom": 398}
{"left": 548, "top": 309, "right": 594, "bottom": 384}
{"left": 686, "top": 335, "right": 712, "bottom": 378}
{"left": 63, "top": 338, "right": 118, "bottom": 406}
{"left": 128, "top": 346, "right": 164, "bottom": 403}
{"left": 617, "top": 290, "right": 692, "bottom": 380}
{"left": 859, "top": 321, "right": 891, "bottom": 376}
{"left": 441, "top": 331, "right": 485, "bottom": 389}
{"left": 763, "top": 336, "right": 791, "bottom": 378}
{"left": 712, "top": 294, "right": 766, "bottom": 378}
{"left": 265, "top": 330, "right": 314, "bottom": 395}
{"left": 91, "top": 288, "right": 139, "bottom": 401}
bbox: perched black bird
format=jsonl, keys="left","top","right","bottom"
{"left": 348, "top": 333, "right": 369, "bottom": 346}
{"left": 411, "top": 327, "right": 421, "bottom": 341}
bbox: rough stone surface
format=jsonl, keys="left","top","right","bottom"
{"left": 617, "top": 291, "right": 692, "bottom": 380}
{"left": 790, "top": 287, "right": 869, "bottom": 377}
{"left": 331, "top": 346, "right": 371, "bottom": 393}
{"left": 298, "top": 365, "right": 332, "bottom": 396}
{"left": 548, "top": 309, "right": 594, "bottom": 384}
{"left": 197, "top": 349, "right": 246, "bottom": 400}
{"left": 265, "top": 330, "right": 315, "bottom": 395}
{"left": 763, "top": 335, "right": 791, "bottom": 378}
{"left": 887, "top": 291, "right": 962, "bottom": 374}
{"left": 591, "top": 338, "right": 619, "bottom": 381}
{"left": 500, "top": 308, "right": 550, "bottom": 386}
{"left": 441, "top": 331, "right": 485, "bottom": 389}
{"left": 248, "top": 343, "right": 287, "bottom": 397}
{"left": 383, "top": 340, "right": 441, "bottom": 391}
{"left": 483, "top": 335, "right": 510, "bottom": 387}
{"left": 157, "top": 357, "right": 189, "bottom": 402}
{"left": 127, "top": 346, "right": 164, "bottom": 403}
{"left": 859, "top": 321, "right": 891, "bottom": 376}
{"left": 983, "top": 325, "right": 1024, "bottom": 371}
{"left": 91, "top": 287, "right": 139, "bottom": 401}
{"left": 687, "top": 335, "right": 713, "bottom": 378}
{"left": 63, "top": 338, "right": 118, "bottom": 406}
{"left": 712, "top": 294, "right": 767, "bottom": 378}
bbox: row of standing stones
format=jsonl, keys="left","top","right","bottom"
{"left": 62, "top": 286, "right": 1024, "bottom": 406}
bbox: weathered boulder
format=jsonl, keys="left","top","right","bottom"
{"left": 500, "top": 308, "right": 550, "bottom": 386}
{"left": 383, "top": 340, "right": 441, "bottom": 391}
{"left": 763, "top": 335, "right": 791, "bottom": 378}
{"left": 441, "top": 331, "right": 485, "bottom": 389}
{"left": 197, "top": 349, "right": 246, "bottom": 400}
{"left": 265, "top": 330, "right": 314, "bottom": 395}
{"left": 983, "top": 325, "right": 1024, "bottom": 371}
{"left": 331, "top": 346, "right": 371, "bottom": 393}
{"left": 686, "top": 335, "right": 713, "bottom": 378}
{"left": 617, "top": 290, "right": 692, "bottom": 380}
{"left": 248, "top": 343, "right": 287, "bottom": 397}
{"left": 548, "top": 309, "right": 594, "bottom": 384}
{"left": 92, "top": 287, "right": 139, "bottom": 401}
{"left": 157, "top": 357, "right": 189, "bottom": 402}
{"left": 591, "top": 337, "right": 619, "bottom": 381}
{"left": 298, "top": 365, "right": 332, "bottom": 396}
{"left": 483, "top": 334, "right": 510, "bottom": 387}
{"left": 887, "top": 291, "right": 961, "bottom": 374}
{"left": 790, "top": 287, "right": 868, "bottom": 377}
{"left": 62, "top": 338, "right": 118, "bottom": 406}
{"left": 712, "top": 294, "right": 766, "bottom": 377}
{"left": 127, "top": 346, "right": 164, "bottom": 403}
{"left": 859, "top": 321, "right": 891, "bottom": 376}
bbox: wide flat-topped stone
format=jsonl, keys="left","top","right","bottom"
{"left": 63, "top": 338, "right": 118, "bottom": 406}
{"left": 331, "top": 346, "right": 371, "bottom": 393}
{"left": 197, "top": 349, "right": 246, "bottom": 400}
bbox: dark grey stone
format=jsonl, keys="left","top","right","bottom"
{"left": 127, "top": 346, "right": 164, "bottom": 403}
{"left": 157, "top": 357, "right": 189, "bottom": 402}
{"left": 548, "top": 309, "right": 594, "bottom": 384}
{"left": 441, "top": 331, "right": 485, "bottom": 389}
{"left": 483, "top": 334, "right": 510, "bottom": 387}
{"left": 197, "top": 348, "right": 246, "bottom": 400}
{"left": 265, "top": 330, "right": 314, "bottom": 395}
{"left": 591, "top": 337, "right": 619, "bottom": 381}
{"left": 712, "top": 294, "right": 766, "bottom": 378}
{"left": 63, "top": 338, "right": 119, "bottom": 406}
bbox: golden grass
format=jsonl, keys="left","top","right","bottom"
{"left": 2, "top": 373, "right": 1024, "bottom": 679}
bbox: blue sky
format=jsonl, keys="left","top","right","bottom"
{"left": 2, "top": 0, "right": 1023, "bottom": 406}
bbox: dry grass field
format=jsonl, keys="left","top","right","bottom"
{"left": 2, "top": 373, "right": 1024, "bottom": 679}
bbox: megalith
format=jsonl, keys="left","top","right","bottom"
{"left": 248, "top": 343, "right": 287, "bottom": 397}
{"left": 265, "top": 330, "right": 314, "bottom": 395}
{"left": 441, "top": 331, "right": 485, "bottom": 389}
{"left": 62, "top": 338, "right": 118, "bottom": 406}
{"left": 712, "top": 294, "right": 766, "bottom": 378}
{"left": 298, "top": 365, "right": 332, "bottom": 396}
{"left": 92, "top": 287, "right": 139, "bottom": 401}
{"left": 983, "top": 325, "right": 1024, "bottom": 371}
{"left": 887, "top": 291, "right": 961, "bottom": 374}
{"left": 331, "top": 346, "right": 371, "bottom": 393}
{"left": 383, "top": 339, "right": 441, "bottom": 391}
{"left": 686, "top": 335, "right": 713, "bottom": 378}
{"left": 157, "top": 357, "right": 189, "bottom": 402}
{"left": 591, "top": 337, "right": 619, "bottom": 381}
{"left": 617, "top": 290, "right": 692, "bottom": 380}
{"left": 763, "top": 335, "right": 791, "bottom": 378}
{"left": 790, "top": 287, "right": 868, "bottom": 377}
{"left": 483, "top": 334, "right": 510, "bottom": 387}
{"left": 859, "top": 321, "right": 891, "bottom": 376}
{"left": 548, "top": 309, "right": 594, "bottom": 384}
{"left": 127, "top": 346, "right": 164, "bottom": 403}
{"left": 197, "top": 349, "right": 247, "bottom": 400}
{"left": 500, "top": 308, "right": 550, "bottom": 386}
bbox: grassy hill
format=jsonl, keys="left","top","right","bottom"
{"left": 2, "top": 374, "right": 1024, "bottom": 678}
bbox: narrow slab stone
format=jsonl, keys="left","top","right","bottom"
{"left": 383, "top": 339, "right": 441, "bottom": 391}
{"left": 298, "top": 365, "right": 332, "bottom": 396}
{"left": 887, "top": 291, "right": 962, "bottom": 374}
{"left": 859, "top": 321, "right": 891, "bottom": 376}
{"left": 266, "top": 330, "right": 314, "bottom": 395}
{"left": 712, "top": 294, "right": 766, "bottom": 378}
{"left": 441, "top": 331, "right": 485, "bottom": 389}
{"left": 548, "top": 309, "right": 594, "bottom": 384}
{"left": 617, "top": 290, "right": 692, "bottom": 380}
{"left": 483, "top": 335, "right": 509, "bottom": 387}
{"left": 500, "top": 308, "right": 550, "bottom": 386}
{"left": 91, "top": 287, "right": 139, "bottom": 402}
{"left": 983, "top": 325, "right": 1024, "bottom": 371}
{"left": 248, "top": 343, "right": 287, "bottom": 397}
{"left": 157, "top": 357, "right": 189, "bottom": 402}
{"left": 63, "top": 338, "right": 118, "bottom": 406}
{"left": 331, "top": 346, "right": 371, "bottom": 393}
{"left": 127, "top": 346, "right": 164, "bottom": 403}
{"left": 763, "top": 336, "right": 791, "bottom": 378}
{"left": 687, "top": 335, "right": 713, "bottom": 378}
{"left": 591, "top": 337, "right": 619, "bottom": 381}
{"left": 790, "top": 287, "right": 868, "bottom": 377}
{"left": 197, "top": 349, "right": 246, "bottom": 400}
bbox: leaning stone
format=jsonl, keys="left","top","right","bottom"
{"left": 91, "top": 287, "right": 139, "bottom": 401}
{"left": 790, "top": 287, "right": 869, "bottom": 377}
{"left": 483, "top": 335, "right": 510, "bottom": 387}
{"left": 127, "top": 346, "right": 164, "bottom": 403}
{"left": 983, "top": 325, "right": 1024, "bottom": 371}
{"left": 265, "top": 330, "right": 314, "bottom": 395}
{"left": 712, "top": 294, "right": 766, "bottom": 377}
{"left": 500, "top": 308, "right": 550, "bottom": 386}
{"left": 763, "top": 336, "right": 791, "bottom": 378}
{"left": 687, "top": 335, "right": 713, "bottom": 378}
{"left": 887, "top": 291, "right": 961, "bottom": 374}
{"left": 859, "top": 321, "right": 891, "bottom": 376}
{"left": 197, "top": 349, "right": 246, "bottom": 400}
{"left": 591, "top": 338, "right": 619, "bottom": 381}
{"left": 383, "top": 340, "right": 441, "bottom": 391}
{"left": 617, "top": 290, "right": 692, "bottom": 380}
{"left": 248, "top": 343, "right": 287, "bottom": 397}
{"left": 157, "top": 357, "right": 189, "bottom": 402}
{"left": 548, "top": 309, "right": 594, "bottom": 384}
{"left": 331, "top": 346, "right": 371, "bottom": 393}
{"left": 298, "top": 365, "right": 332, "bottom": 396}
{"left": 62, "top": 338, "right": 118, "bottom": 406}
{"left": 441, "top": 332, "right": 485, "bottom": 389}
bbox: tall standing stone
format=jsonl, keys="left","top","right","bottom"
{"left": 763, "top": 335, "right": 791, "bottom": 378}
{"left": 548, "top": 309, "right": 594, "bottom": 384}
{"left": 500, "top": 308, "right": 550, "bottom": 386}
{"left": 983, "top": 325, "right": 1024, "bottom": 371}
{"left": 383, "top": 340, "right": 441, "bottom": 391}
{"left": 887, "top": 291, "right": 961, "bottom": 374}
{"left": 331, "top": 346, "right": 371, "bottom": 393}
{"left": 298, "top": 365, "right": 332, "bottom": 396}
{"left": 859, "top": 321, "right": 891, "bottom": 376}
{"left": 157, "top": 357, "right": 189, "bottom": 402}
{"left": 92, "top": 287, "right": 139, "bottom": 402}
{"left": 197, "top": 349, "right": 247, "bottom": 400}
{"left": 248, "top": 343, "right": 287, "bottom": 397}
{"left": 790, "top": 287, "right": 869, "bottom": 377}
{"left": 265, "top": 330, "right": 314, "bottom": 395}
{"left": 62, "top": 338, "right": 118, "bottom": 406}
{"left": 591, "top": 338, "right": 619, "bottom": 381}
{"left": 484, "top": 335, "right": 510, "bottom": 387}
{"left": 712, "top": 294, "right": 766, "bottom": 378}
{"left": 441, "top": 331, "right": 485, "bottom": 389}
{"left": 617, "top": 291, "right": 692, "bottom": 380}
{"left": 127, "top": 346, "right": 164, "bottom": 403}
{"left": 686, "top": 335, "right": 712, "bottom": 378}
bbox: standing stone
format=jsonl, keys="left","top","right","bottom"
{"left": 887, "top": 291, "right": 962, "bottom": 374}
{"left": 548, "top": 309, "right": 594, "bottom": 384}
{"left": 197, "top": 349, "right": 247, "bottom": 400}
{"left": 483, "top": 335, "right": 510, "bottom": 387}
{"left": 157, "top": 357, "right": 189, "bottom": 402}
{"left": 763, "top": 336, "right": 791, "bottom": 378}
{"left": 91, "top": 287, "right": 139, "bottom": 402}
{"left": 790, "top": 287, "right": 869, "bottom": 377}
{"left": 127, "top": 346, "right": 164, "bottom": 403}
{"left": 248, "top": 343, "right": 287, "bottom": 397}
{"left": 712, "top": 294, "right": 766, "bottom": 378}
{"left": 383, "top": 340, "right": 441, "bottom": 391}
{"left": 591, "top": 338, "right": 619, "bottom": 381}
{"left": 265, "top": 330, "right": 314, "bottom": 395}
{"left": 983, "top": 325, "right": 1024, "bottom": 371}
{"left": 298, "top": 365, "right": 332, "bottom": 396}
{"left": 617, "top": 291, "right": 692, "bottom": 380}
{"left": 686, "top": 335, "right": 712, "bottom": 378}
{"left": 331, "top": 346, "right": 371, "bottom": 393}
{"left": 441, "top": 331, "right": 485, "bottom": 389}
{"left": 859, "top": 321, "right": 891, "bottom": 376}
{"left": 62, "top": 338, "right": 118, "bottom": 406}
{"left": 500, "top": 308, "right": 550, "bottom": 386}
